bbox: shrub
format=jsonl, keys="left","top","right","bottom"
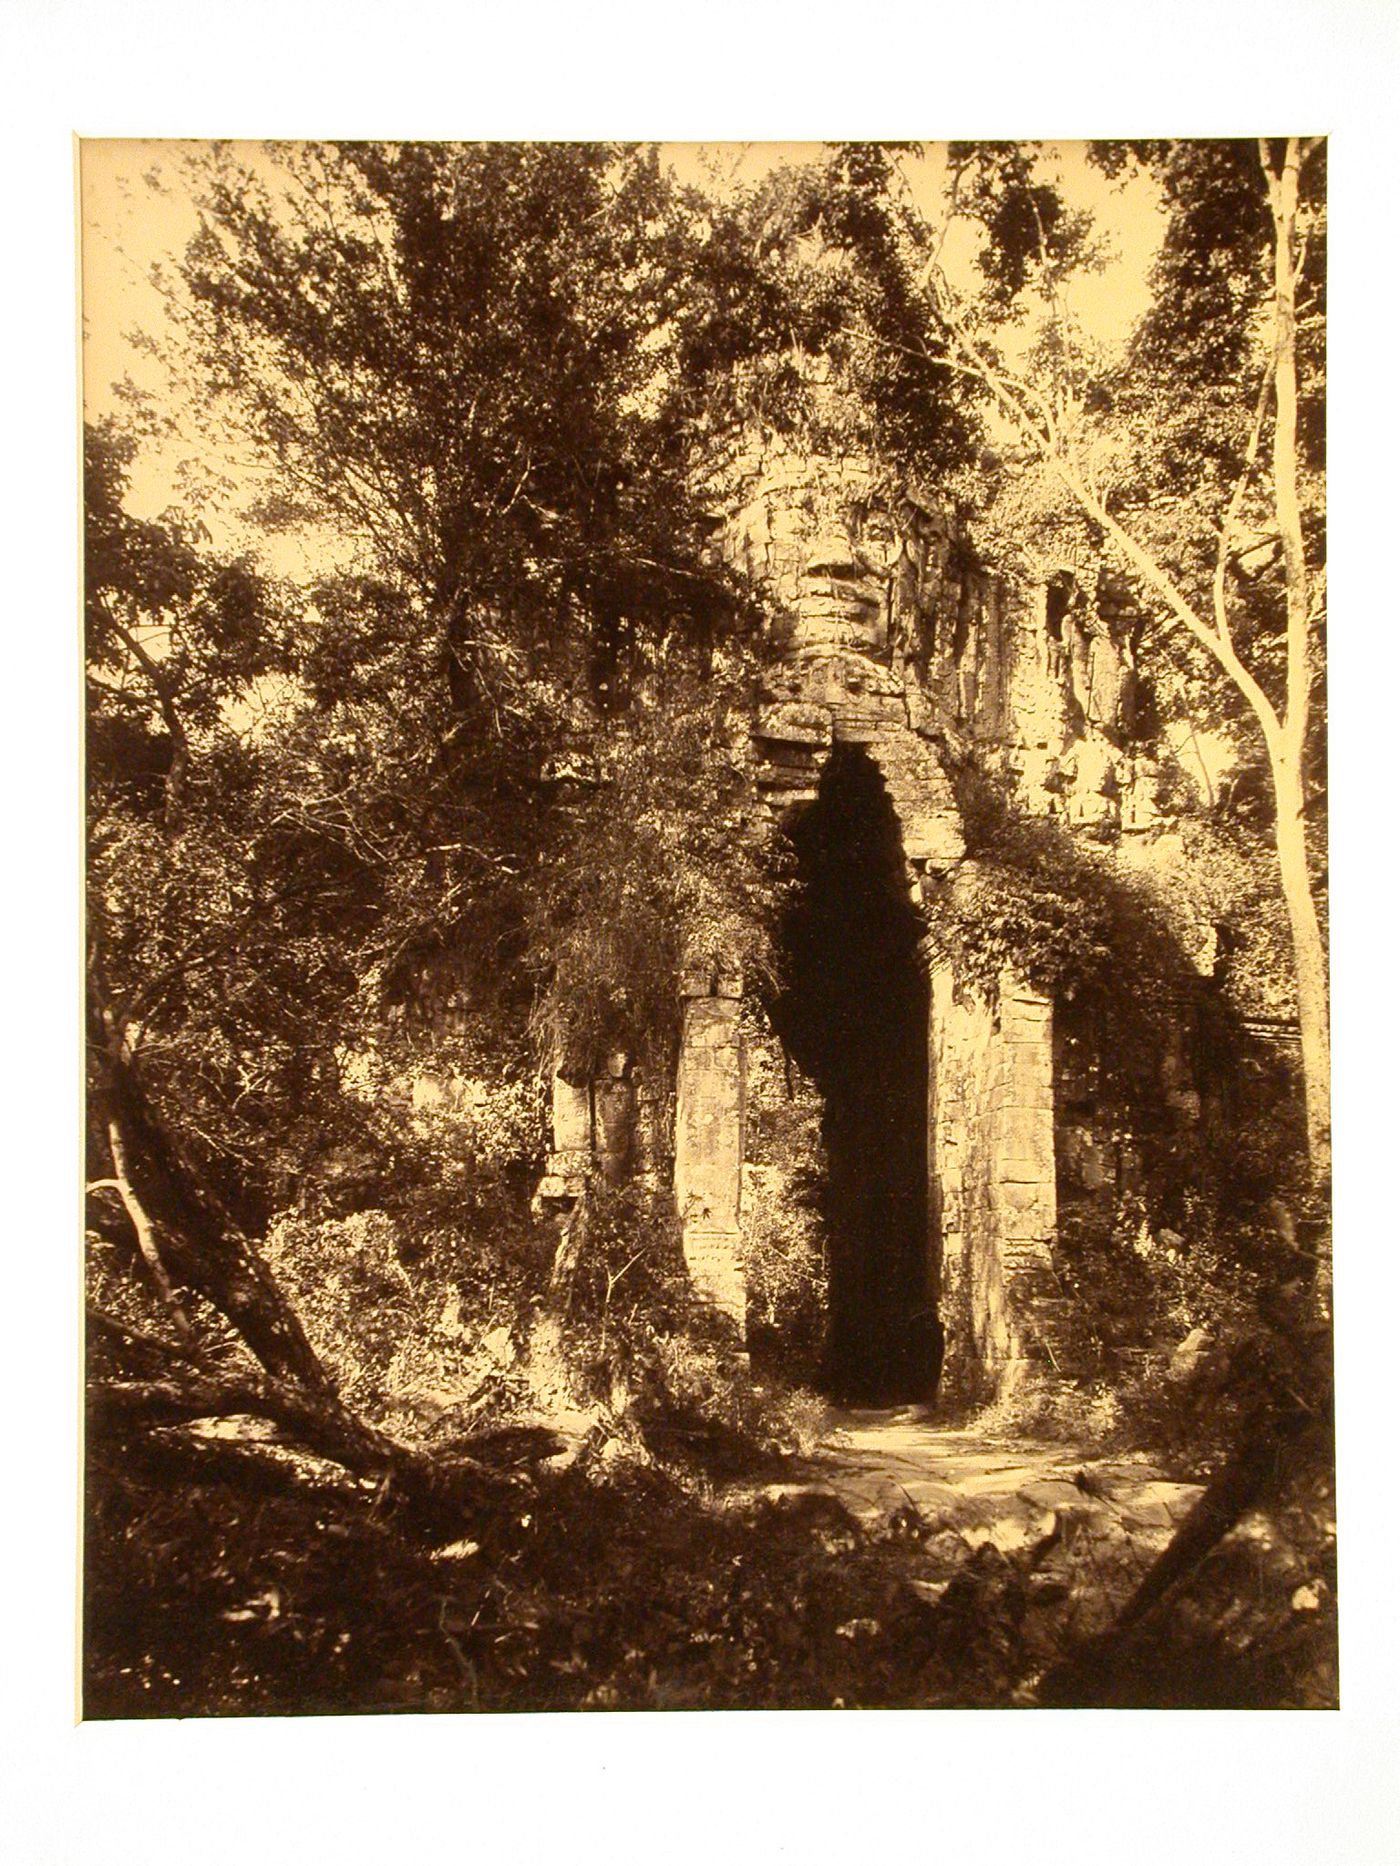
{"left": 1043, "top": 1188, "right": 1329, "bottom": 1465}
{"left": 262, "top": 1207, "right": 534, "bottom": 1433}
{"left": 738, "top": 1022, "right": 829, "bottom": 1379}
{"left": 740, "top": 1162, "right": 827, "bottom": 1376}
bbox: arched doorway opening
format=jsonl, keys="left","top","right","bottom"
{"left": 771, "top": 744, "right": 941, "bottom": 1404}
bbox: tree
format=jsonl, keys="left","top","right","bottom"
{"left": 904, "top": 138, "right": 1329, "bottom": 1185}
{"left": 85, "top": 143, "right": 831, "bottom": 1497}
{"left": 85, "top": 419, "right": 282, "bottom": 830}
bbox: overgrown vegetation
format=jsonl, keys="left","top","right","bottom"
{"left": 83, "top": 139, "right": 1332, "bottom": 1715}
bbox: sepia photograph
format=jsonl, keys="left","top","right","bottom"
{"left": 78, "top": 132, "right": 1340, "bottom": 1718}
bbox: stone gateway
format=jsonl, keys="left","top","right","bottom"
{"left": 538, "top": 437, "right": 1257, "bottom": 1404}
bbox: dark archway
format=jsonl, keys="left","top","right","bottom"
{"left": 772, "top": 745, "right": 941, "bottom": 1405}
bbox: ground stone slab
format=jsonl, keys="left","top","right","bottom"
{"left": 743, "top": 1411, "right": 1204, "bottom": 1601}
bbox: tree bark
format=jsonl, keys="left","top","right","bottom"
{"left": 1262, "top": 138, "right": 1329, "bottom": 1189}
{"left": 103, "top": 1118, "right": 192, "bottom": 1338}
{"left": 89, "top": 1372, "right": 516, "bottom": 1519}
{"left": 93, "top": 1032, "right": 334, "bottom": 1395}
{"left": 1270, "top": 746, "right": 1331, "bottom": 1183}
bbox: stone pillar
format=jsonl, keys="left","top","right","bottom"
{"left": 991, "top": 974, "right": 1063, "bottom": 1388}
{"left": 928, "top": 966, "right": 1005, "bottom": 1400}
{"left": 927, "top": 964, "right": 967, "bottom": 1373}
{"left": 593, "top": 1050, "right": 636, "bottom": 1185}
{"left": 673, "top": 973, "right": 747, "bottom": 1331}
{"left": 532, "top": 1068, "right": 593, "bottom": 1220}
{"left": 929, "top": 967, "right": 1067, "bottom": 1400}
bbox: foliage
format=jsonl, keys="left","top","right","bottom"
{"left": 928, "top": 765, "right": 1167, "bottom": 1000}
{"left": 82, "top": 142, "right": 1335, "bottom": 1718}
{"left": 82, "top": 1442, "right": 925, "bottom": 1714}
{"left": 261, "top": 1207, "right": 533, "bottom": 1434}
{"left": 1032, "top": 1153, "right": 1329, "bottom": 1469}
{"left": 738, "top": 1024, "right": 828, "bottom": 1377}
{"left": 739, "top": 1162, "right": 827, "bottom": 1371}
{"left": 86, "top": 418, "right": 289, "bottom": 823}
{"left": 89, "top": 143, "right": 843, "bottom": 1246}
{"left": 921, "top": 137, "right": 1330, "bottom": 1176}
{"left": 946, "top": 141, "right": 1104, "bottom": 319}
{"left": 553, "top": 1183, "right": 697, "bottom": 1397}
{"left": 85, "top": 1350, "right": 1334, "bottom": 1715}
{"left": 731, "top": 144, "right": 981, "bottom": 481}
{"left": 526, "top": 657, "right": 784, "bottom": 1083}
{"left": 1175, "top": 812, "right": 1307, "bottom": 1021}
{"left": 947, "top": 140, "right": 1324, "bottom": 771}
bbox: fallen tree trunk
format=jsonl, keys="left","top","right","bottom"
{"left": 91, "top": 1027, "right": 334, "bottom": 1396}
{"left": 1036, "top": 1396, "right": 1331, "bottom": 1706}
{"left": 90, "top": 1413, "right": 361, "bottom": 1504}
{"left": 86, "top": 994, "right": 520, "bottom": 1529}
{"left": 89, "top": 1371, "right": 519, "bottom": 1520}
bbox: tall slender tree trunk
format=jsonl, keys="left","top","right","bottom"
{"left": 933, "top": 140, "right": 1332, "bottom": 1186}
{"left": 1264, "top": 137, "right": 1330, "bottom": 1190}
{"left": 1270, "top": 744, "right": 1331, "bottom": 1185}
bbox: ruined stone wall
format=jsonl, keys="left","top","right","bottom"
{"left": 522, "top": 433, "right": 1220, "bottom": 1396}
{"left": 533, "top": 1049, "right": 653, "bottom": 1223}
{"left": 710, "top": 438, "right": 1163, "bottom": 842}
{"left": 698, "top": 440, "right": 1074, "bottom": 1385}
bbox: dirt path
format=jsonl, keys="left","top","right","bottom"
{"left": 807, "top": 1407, "right": 1200, "bottom": 1540}
{"left": 743, "top": 1407, "right": 1206, "bottom": 1626}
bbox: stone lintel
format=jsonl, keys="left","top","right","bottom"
{"left": 756, "top": 763, "right": 819, "bottom": 792}
{"left": 830, "top": 700, "right": 907, "bottom": 734}
{"left": 828, "top": 720, "right": 882, "bottom": 745}
{"left": 760, "top": 789, "right": 820, "bottom": 815}
{"left": 754, "top": 702, "right": 833, "bottom": 748}
{"left": 758, "top": 738, "right": 823, "bottom": 769}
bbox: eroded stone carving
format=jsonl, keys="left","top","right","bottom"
{"left": 534, "top": 433, "right": 1208, "bottom": 1400}
{"left": 673, "top": 972, "right": 747, "bottom": 1331}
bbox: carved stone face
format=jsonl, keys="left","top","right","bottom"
{"left": 794, "top": 532, "right": 886, "bottom": 655}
